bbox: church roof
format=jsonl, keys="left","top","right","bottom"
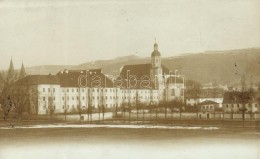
{"left": 119, "top": 63, "right": 170, "bottom": 79}
{"left": 151, "top": 42, "right": 161, "bottom": 57}
{"left": 151, "top": 50, "right": 161, "bottom": 57}
{"left": 118, "top": 63, "right": 170, "bottom": 89}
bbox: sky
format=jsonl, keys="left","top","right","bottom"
{"left": 0, "top": 0, "right": 259, "bottom": 69}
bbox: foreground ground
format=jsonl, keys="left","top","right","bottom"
{"left": 0, "top": 121, "right": 259, "bottom": 159}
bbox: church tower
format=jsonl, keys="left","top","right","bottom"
{"left": 150, "top": 41, "right": 164, "bottom": 90}
{"left": 18, "top": 62, "right": 26, "bottom": 80}
{"left": 6, "top": 58, "right": 16, "bottom": 84}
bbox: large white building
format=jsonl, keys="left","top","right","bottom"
{"left": 14, "top": 42, "right": 185, "bottom": 115}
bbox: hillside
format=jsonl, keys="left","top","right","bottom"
{"left": 25, "top": 48, "right": 260, "bottom": 85}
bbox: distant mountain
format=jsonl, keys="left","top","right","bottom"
{"left": 26, "top": 65, "right": 76, "bottom": 75}
{"left": 25, "top": 48, "right": 260, "bottom": 85}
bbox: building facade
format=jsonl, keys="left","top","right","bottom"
{"left": 13, "top": 42, "right": 185, "bottom": 115}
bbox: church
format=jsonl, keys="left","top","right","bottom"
{"left": 118, "top": 42, "right": 185, "bottom": 103}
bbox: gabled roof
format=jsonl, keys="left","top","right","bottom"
{"left": 15, "top": 75, "right": 60, "bottom": 85}
{"left": 198, "top": 100, "right": 218, "bottom": 105}
{"left": 119, "top": 63, "right": 170, "bottom": 79}
{"left": 57, "top": 69, "right": 114, "bottom": 88}
{"left": 118, "top": 63, "right": 170, "bottom": 89}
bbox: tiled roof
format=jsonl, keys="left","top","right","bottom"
{"left": 57, "top": 69, "right": 114, "bottom": 88}
{"left": 14, "top": 75, "right": 60, "bottom": 85}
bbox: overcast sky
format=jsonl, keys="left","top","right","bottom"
{"left": 0, "top": 0, "right": 259, "bottom": 69}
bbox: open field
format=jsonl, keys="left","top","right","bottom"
{"left": 0, "top": 123, "right": 259, "bottom": 159}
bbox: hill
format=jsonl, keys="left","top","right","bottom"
{"left": 25, "top": 48, "right": 260, "bottom": 85}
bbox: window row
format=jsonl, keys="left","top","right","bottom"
{"left": 225, "top": 103, "right": 258, "bottom": 108}
{"left": 42, "top": 88, "right": 56, "bottom": 93}
{"left": 43, "top": 97, "right": 56, "bottom": 101}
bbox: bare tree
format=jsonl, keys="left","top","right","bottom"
{"left": 47, "top": 88, "right": 55, "bottom": 120}
{"left": 77, "top": 104, "right": 83, "bottom": 123}
{"left": 63, "top": 91, "right": 68, "bottom": 121}
{"left": 87, "top": 88, "right": 93, "bottom": 123}
{"left": 135, "top": 91, "right": 141, "bottom": 122}
{"left": 11, "top": 86, "right": 27, "bottom": 120}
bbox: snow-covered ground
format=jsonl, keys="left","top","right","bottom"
{"left": 0, "top": 124, "right": 219, "bottom": 130}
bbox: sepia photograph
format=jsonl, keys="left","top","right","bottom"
{"left": 0, "top": 0, "right": 260, "bottom": 159}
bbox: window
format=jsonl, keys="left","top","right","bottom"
{"left": 171, "top": 89, "right": 175, "bottom": 96}
{"left": 226, "top": 105, "right": 228, "bottom": 108}
{"left": 77, "top": 89, "right": 79, "bottom": 92}
{"left": 62, "top": 97, "right": 64, "bottom": 101}
{"left": 53, "top": 88, "right": 55, "bottom": 92}
{"left": 67, "top": 97, "right": 69, "bottom": 100}
{"left": 53, "top": 97, "right": 55, "bottom": 101}
{"left": 72, "top": 89, "right": 74, "bottom": 92}
{"left": 82, "top": 97, "right": 85, "bottom": 100}
{"left": 43, "top": 88, "right": 45, "bottom": 92}
{"left": 48, "top": 88, "right": 50, "bottom": 92}
{"left": 43, "top": 97, "right": 45, "bottom": 101}
{"left": 67, "top": 89, "right": 69, "bottom": 92}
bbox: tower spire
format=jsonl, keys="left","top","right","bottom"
{"left": 154, "top": 39, "right": 158, "bottom": 51}
{"left": 7, "top": 58, "right": 15, "bottom": 84}
{"left": 18, "top": 61, "right": 26, "bottom": 80}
